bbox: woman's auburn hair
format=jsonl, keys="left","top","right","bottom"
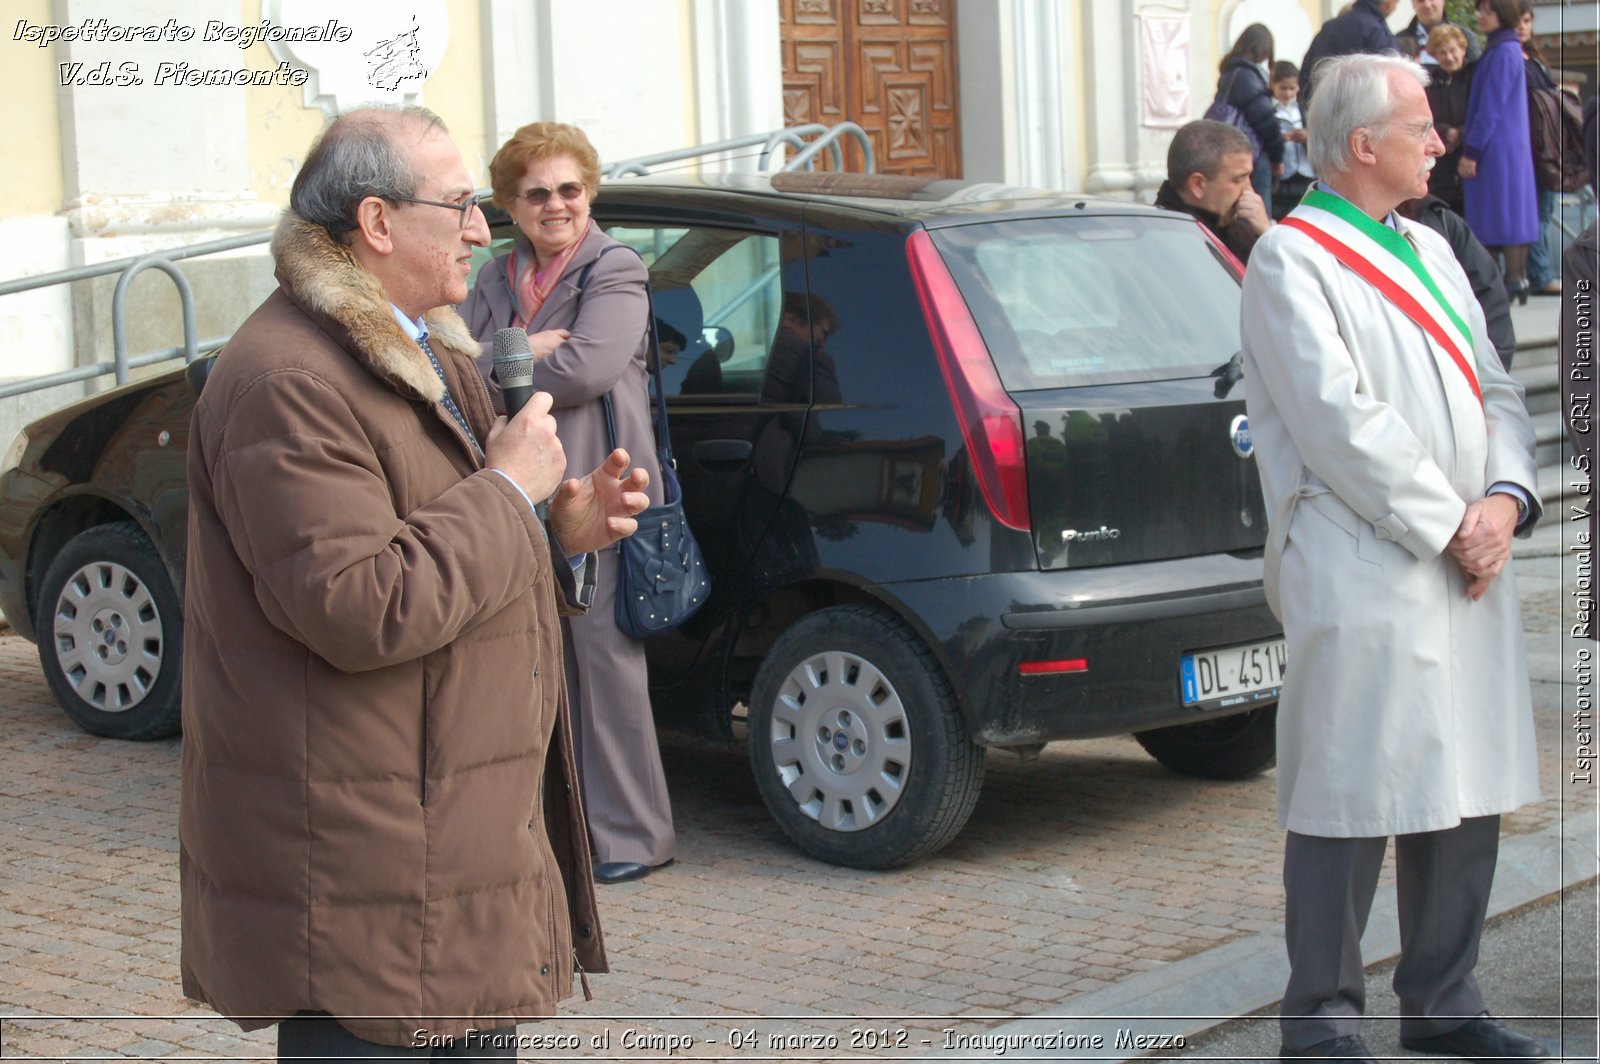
{"left": 488, "top": 121, "right": 603, "bottom": 209}
{"left": 1426, "top": 22, "right": 1468, "bottom": 55}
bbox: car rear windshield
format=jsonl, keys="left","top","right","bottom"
{"left": 929, "top": 214, "right": 1242, "bottom": 391}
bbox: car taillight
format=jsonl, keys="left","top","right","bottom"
{"left": 905, "top": 229, "right": 1030, "bottom": 531}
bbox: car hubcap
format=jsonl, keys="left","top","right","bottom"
{"left": 51, "top": 561, "right": 163, "bottom": 713}
{"left": 766, "top": 650, "right": 910, "bottom": 831}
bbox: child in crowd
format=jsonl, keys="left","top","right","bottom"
{"left": 1269, "top": 61, "right": 1316, "bottom": 220}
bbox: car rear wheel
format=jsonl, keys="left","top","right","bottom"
{"left": 37, "top": 522, "right": 182, "bottom": 741}
{"left": 747, "top": 604, "right": 984, "bottom": 869}
{"left": 1134, "top": 705, "right": 1276, "bottom": 780}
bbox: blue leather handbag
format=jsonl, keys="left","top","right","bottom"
{"left": 586, "top": 249, "right": 710, "bottom": 637}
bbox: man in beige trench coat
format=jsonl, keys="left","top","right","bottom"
{"left": 1241, "top": 55, "right": 1547, "bottom": 1063}
{"left": 180, "top": 106, "right": 649, "bottom": 1059}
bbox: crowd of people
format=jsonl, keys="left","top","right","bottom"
{"left": 1174, "top": 0, "right": 1591, "bottom": 312}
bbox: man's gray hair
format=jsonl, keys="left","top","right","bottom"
{"left": 1305, "top": 54, "right": 1429, "bottom": 176}
{"left": 1166, "top": 119, "right": 1253, "bottom": 186}
{"left": 290, "top": 105, "right": 449, "bottom": 242}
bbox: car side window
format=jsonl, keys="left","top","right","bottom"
{"left": 604, "top": 225, "right": 784, "bottom": 398}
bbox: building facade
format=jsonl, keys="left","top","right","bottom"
{"left": 4, "top": 0, "right": 1585, "bottom": 446}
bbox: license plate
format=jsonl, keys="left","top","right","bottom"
{"left": 1180, "top": 638, "right": 1287, "bottom": 709}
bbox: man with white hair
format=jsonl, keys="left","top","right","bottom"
{"left": 1241, "top": 54, "right": 1549, "bottom": 1063}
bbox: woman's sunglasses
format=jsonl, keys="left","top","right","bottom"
{"left": 517, "top": 182, "right": 587, "bottom": 206}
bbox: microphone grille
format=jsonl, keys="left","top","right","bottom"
{"left": 491, "top": 328, "right": 534, "bottom": 385}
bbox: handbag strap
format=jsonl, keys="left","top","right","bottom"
{"left": 573, "top": 244, "right": 676, "bottom": 470}
{"left": 1219, "top": 66, "right": 1241, "bottom": 106}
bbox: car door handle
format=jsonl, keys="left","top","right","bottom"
{"left": 693, "top": 439, "right": 753, "bottom": 465}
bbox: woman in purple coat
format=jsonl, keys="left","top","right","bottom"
{"left": 1460, "top": 0, "right": 1539, "bottom": 301}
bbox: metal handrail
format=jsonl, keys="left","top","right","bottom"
{"left": 0, "top": 228, "right": 274, "bottom": 400}
{"left": 0, "top": 337, "right": 231, "bottom": 402}
{"left": 0, "top": 229, "right": 273, "bottom": 299}
{"left": 604, "top": 120, "right": 876, "bottom": 179}
{"left": 1557, "top": 186, "right": 1596, "bottom": 239}
{"left": 604, "top": 131, "right": 782, "bottom": 179}
{"left": 706, "top": 265, "right": 782, "bottom": 329}
{"left": 778, "top": 121, "right": 875, "bottom": 173}
{"left": 0, "top": 122, "right": 876, "bottom": 408}
{"left": 111, "top": 258, "right": 200, "bottom": 385}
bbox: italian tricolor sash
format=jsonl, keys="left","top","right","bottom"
{"left": 1282, "top": 188, "right": 1481, "bottom": 406}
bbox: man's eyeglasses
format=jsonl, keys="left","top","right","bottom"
{"left": 391, "top": 196, "right": 482, "bottom": 230}
{"left": 516, "top": 182, "right": 588, "bottom": 206}
{"left": 1378, "top": 120, "right": 1436, "bottom": 141}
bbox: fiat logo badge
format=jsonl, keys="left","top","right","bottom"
{"left": 1229, "top": 414, "right": 1254, "bottom": 459}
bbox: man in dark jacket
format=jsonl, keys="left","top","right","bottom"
{"left": 1404, "top": 0, "right": 1483, "bottom": 65}
{"left": 1155, "top": 119, "right": 1272, "bottom": 265}
{"left": 181, "top": 106, "right": 650, "bottom": 1059}
{"left": 1399, "top": 194, "right": 1517, "bottom": 367}
{"left": 1300, "top": 0, "right": 1400, "bottom": 103}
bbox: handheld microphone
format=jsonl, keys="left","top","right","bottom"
{"left": 491, "top": 328, "right": 535, "bottom": 417}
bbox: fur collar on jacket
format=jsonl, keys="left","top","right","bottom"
{"left": 270, "top": 212, "right": 482, "bottom": 405}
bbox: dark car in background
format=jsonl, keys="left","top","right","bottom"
{"left": 0, "top": 172, "right": 1283, "bottom": 868}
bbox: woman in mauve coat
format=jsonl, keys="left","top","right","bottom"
{"left": 1460, "top": 0, "right": 1539, "bottom": 300}
{"left": 459, "top": 122, "right": 676, "bottom": 884}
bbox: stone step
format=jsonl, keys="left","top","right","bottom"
{"left": 1516, "top": 323, "right": 1581, "bottom": 538}
{"left": 1516, "top": 338, "right": 1558, "bottom": 370}
{"left": 1533, "top": 409, "right": 1574, "bottom": 468}
{"left": 1513, "top": 338, "right": 1561, "bottom": 414}
{"left": 1521, "top": 376, "right": 1561, "bottom": 416}
{"left": 1537, "top": 452, "right": 1590, "bottom": 516}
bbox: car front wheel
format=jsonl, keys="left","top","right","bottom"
{"left": 37, "top": 522, "right": 183, "bottom": 740}
{"left": 747, "top": 604, "right": 984, "bottom": 869}
{"left": 1134, "top": 705, "right": 1276, "bottom": 780}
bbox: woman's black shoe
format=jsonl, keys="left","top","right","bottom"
{"left": 1507, "top": 279, "right": 1531, "bottom": 305}
{"left": 594, "top": 858, "right": 674, "bottom": 884}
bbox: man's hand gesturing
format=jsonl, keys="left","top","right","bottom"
{"left": 550, "top": 448, "right": 651, "bottom": 555}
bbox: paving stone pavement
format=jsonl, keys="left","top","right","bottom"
{"left": 0, "top": 535, "right": 1588, "bottom": 1062}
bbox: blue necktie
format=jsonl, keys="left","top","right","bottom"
{"left": 417, "top": 333, "right": 482, "bottom": 455}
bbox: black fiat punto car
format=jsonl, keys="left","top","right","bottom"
{"left": 0, "top": 171, "right": 1283, "bottom": 868}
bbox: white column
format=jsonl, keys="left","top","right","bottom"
{"left": 56, "top": 0, "right": 277, "bottom": 257}
{"left": 954, "top": 0, "right": 1016, "bottom": 183}
{"left": 0, "top": 216, "right": 78, "bottom": 443}
{"left": 1082, "top": 0, "right": 1139, "bottom": 197}
{"left": 957, "top": 0, "right": 1080, "bottom": 190}
{"left": 52, "top": 0, "right": 282, "bottom": 395}
{"left": 1011, "top": 0, "right": 1065, "bottom": 188}
{"left": 693, "top": 0, "right": 784, "bottom": 169}
{"left": 480, "top": 0, "right": 552, "bottom": 155}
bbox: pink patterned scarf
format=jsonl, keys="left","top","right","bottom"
{"left": 507, "top": 218, "right": 593, "bottom": 329}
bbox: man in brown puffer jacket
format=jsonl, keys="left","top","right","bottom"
{"left": 180, "top": 106, "right": 649, "bottom": 1059}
